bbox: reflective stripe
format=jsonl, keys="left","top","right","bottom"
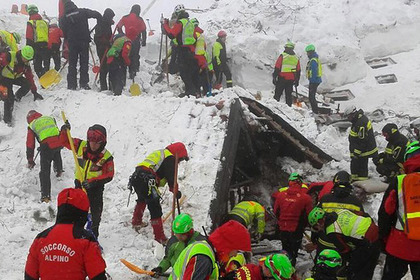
{"left": 396, "top": 175, "right": 406, "bottom": 230}
{"left": 350, "top": 216, "right": 363, "bottom": 238}
{"left": 322, "top": 202, "right": 361, "bottom": 213}
{"left": 349, "top": 130, "right": 358, "bottom": 137}
{"left": 360, "top": 147, "right": 378, "bottom": 157}
{"left": 407, "top": 212, "right": 420, "bottom": 219}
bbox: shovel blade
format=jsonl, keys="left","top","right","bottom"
{"left": 92, "top": 65, "right": 100, "bottom": 74}
{"left": 39, "top": 69, "right": 62, "bottom": 89}
{"left": 130, "top": 83, "right": 141, "bottom": 96}
{"left": 148, "top": 30, "right": 154, "bottom": 36}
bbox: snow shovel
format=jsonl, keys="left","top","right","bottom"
{"left": 146, "top": 19, "right": 154, "bottom": 36}
{"left": 120, "top": 259, "right": 169, "bottom": 277}
{"left": 89, "top": 46, "right": 100, "bottom": 74}
{"left": 129, "top": 78, "right": 141, "bottom": 96}
{"left": 39, "top": 60, "right": 68, "bottom": 89}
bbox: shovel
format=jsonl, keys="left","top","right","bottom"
{"left": 146, "top": 19, "right": 154, "bottom": 36}
{"left": 129, "top": 78, "right": 141, "bottom": 96}
{"left": 89, "top": 46, "right": 100, "bottom": 74}
{"left": 39, "top": 60, "right": 68, "bottom": 89}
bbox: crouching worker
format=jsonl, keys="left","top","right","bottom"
{"left": 107, "top": 33, "right": 131, "bottom": 96}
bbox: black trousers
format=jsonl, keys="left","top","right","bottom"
{"left": 309, "top": 83, "right": 320, "bottom": 113}
{"left": 274, "top": 78, "right": 294, "bottom": 106}
{"left": 178, "top": 47, "right": 199, "bottom": 96}
{"left": 86, "top": 184, "right": 104, "bottom": 238}
{"left": 108, "top": 59, "right": 126, "bottom": 96}
{"left": 39, "top": 143, "right": 63, "bottom": 200}
{"left": 47, "top": 43, "right": 61, "bottom": 71}
{"left": 129, "top": 38, "right": 141, "bottom": 78}
{"left": 347, "top": 242, "right": 380, "bottom": 280}
{"left": 1, "top": 77, "right": 31, "bottom": 123}
{"left": 280, "top": 230, "right": 303, "bottom": 266}
{"left": 350, "top": 157, "right": 369, "bottom": 179}
{"left": 96, "top": 43, "right": 109, "bottom": 90}
{"left": 198, "top": 69, "right": 212, "bottom": 96}
{"left": 132, "top": 170, "right": 163, "bottom": 219}
{"left": 33, "top": 43, "right": 49, "bottom": 78}
{"left": 67, "top": 40, "right": 89, "bottom": 89}
{"left": 214, "top": 62, "right": 232, "bottom": 87}
{"left": 382, "top": 254, "right": 420, "bottom": 280}
{"left": 169, "top": 45, "right": 180, "bottom": 74}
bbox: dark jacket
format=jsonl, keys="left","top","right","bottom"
{"left": 306, "top": 52, "right": 322, "bottom": 84}
{"left": 61, "top": 1, "right": 101, "bottom": 43}
{"left": 94, "top": 8, "right": 115, "bottom": 47}
{"left": 382, "top": 132, "right": 409, "bottom": 165}
{"left": 348, "top": 110, "right": 378, "bottom": 158}
{"left": 319, "top": 184, "right": 365, "bottom": 215}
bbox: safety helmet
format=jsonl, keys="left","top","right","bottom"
{"left": 343, "top": 105, "right": 357, "bottom": 117}
{"left": 57, "top": 188, "right": 90, "bottom": 212}
{"left": 49, "top": 18, "right": 58, "bottom": 26}
{"left": 405, "top": 141, "right": 420, "bottom": 161}
{"left": 317, "top": 249, "right": 342, "bottom": 268}
{"left": 308, "top": 207, "right": 325, "bottom": 226}
{"left": 288, "top": 172, "right": 301, "bottom": 181}
{"left": 12, "top": 32, "right": 21, "bottom": 44}
{"left": 410, "top": 118, "right": 420, "bottom": 130}
{"left": 226, "top": 252, "right": 246, "bottom": 273}
{"left": 21, "top": 46, "right": 34, "bottom": 60}
{"left": 305, "top": 44, "right": 315, "bottom": 52}
{"left": 382, "top": 123, "right": 398, "bottom": 135}
{"left": 174, "top": 4, "right": 185, "bottom": 13}
{"left": 218, "top": 30, "right": 227, "bottom": 38}
{"left": 87, "top": 124, "right": 107, "bottom": 143}
{"left": 27, "top": 4, "right": 39, "bottom": 14}
{"left": 26, "top": 110, "right": 42, "bottom": 124}
{"left": 264, "top": 254, "right": 294, "bottom": 280}
{"left": 284, "top": 41, "right": 295, "bottom": 49}
{"left": 166, "top": 142, "right": 189, "bottom": 161}
{"left": 190, "top": 18, "right": 199, "bottom": 26}
{"left": 172, "top": 213, "right": 193, "bottom": 234}
{"left": 332, "top": 171, "right": 351, "bottom": 184}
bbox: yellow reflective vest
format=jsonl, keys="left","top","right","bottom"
{"left": 137, "top": 149, "right": 173, "bottom": 187}
{"left": 75, "top": 141, "right": 113, "bottom": 182}
{"left": 0, "top": 30, "right": 18, "bottom": 52}
{"left": 29, "top": 116, "right": 59, "bottom": 142}
{"left": 229, "top": 201, "right": 266, "bottom": 234}
{"left": 28, "top": 19, "right": 49, "bottom": 43}
{"left": 326, "top": 210, "right": 372, "bottom": 240}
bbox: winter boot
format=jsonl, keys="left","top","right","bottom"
{"left": 132, "top": 202, "right": 148, "bottom": 231}
{"left": 150, "top": 218, "right": 168, "bottom": 245}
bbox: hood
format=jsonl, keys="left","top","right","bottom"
{"left": 130, "top": 4, "right": 141, "bottom": 16}
{"left": 56, "top": 188, "right": 89, "bottom": 225}
{"left": 208, "top": 220, "right": 251, "bottom": 256}
{"left": 404, "top": 154, "right": 420, "bottom": 173}
{"left": 65, "top": 1, "right": 78, "bottom": 13}
{"left": 26, "top": 110, "right": 42, "bottom": 124}
{"left": 103, "top": 8, "right": 115, "bottom": 21}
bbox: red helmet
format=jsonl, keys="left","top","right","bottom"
{"left": 166, "top": 142, "right": 189, "bottom": 161}
{"left": 87, "top": 124, "right": 107, "bottom": 143}
{"left": 218, "top": 30, "right": 227, "bottom": 38}
{"left": 57, "top": 188, "right": 90, "bottom": 212}
{"left": 26, "top": 110, "right": 42, "bottom": 124}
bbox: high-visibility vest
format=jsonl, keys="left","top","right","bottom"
{"left": 212, "top": 41, "right": 223, "bottom": 66}
{"left": 306, "top": 57, "right": 322, "bottom": 78}
{"left": 0, "top": 30, "right": 18, "bottom": 52}
{"left": 28, "top": 19, "right": 49, "bottom": 43}
{"left": 195, "top": 34, "right": 212, "bottom": 70}
{"left": 280, "top": 53, "right": 299, "bottom": 73}
{"left": 396, "top": 173, "right": 420, "bottom": 240}
{"left": 325, "top": 210, "right": 371, "bottom": 240}
{"left": 107, "top": 35, "right": 131, "bottom": 58}
{"left": 179, "top": 18, "right": 196, "bottom": 46}
{"left": 75, "top": 141, "right": 112, "bottom": 182}
{"left": 137, "top": 149, "right": 173, "bottom": 187}
{"left": 169, "top": 241, "right": 218, "bottom": 280}
{"left": 230, "top": 201, "right": 266, "bottom": 234}
{"left": 29, "top": 116, "right": 59, "bottom": 142}
{"left": 1, "top": 51, "right": 18, "bottom": 79}
{"left": 321, "top": 201, "right": 362, "bottom": 213}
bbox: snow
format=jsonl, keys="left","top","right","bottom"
{"left": 1, "top": 0, "right": 420, "bottom": 278}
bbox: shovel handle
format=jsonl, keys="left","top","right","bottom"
{"left": 61, "top": 111, "right": 83, "bottom": 182}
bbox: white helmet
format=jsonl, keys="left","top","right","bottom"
{"left": 50, "top": 18, "right": 58, "bottom": 26}
{"left": 411, "top": 118, "right": 420, "bottom": 130}
{"left": 343, "top": 105, "right": 357, "bottom": 117}
{"left": 174, "top": 4, "right": 185, "bottom": 13}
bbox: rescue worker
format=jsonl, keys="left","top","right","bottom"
{"left": 410, "top": 118, "right": 420, "bottom": 140}
{"left": 61, "top": 1, "right": 102, "bottom": 90}
{"left": 0, "top": 46, "right": 43, "bottom": 124}
{"left": 193, "top": 19, "right": 213, "bottom": 97}
{"left": 305, "top": 44, "right": 322, "bottom": 114}
{"left": 94, "top": 8, "right": 115, "bottom": 91}
{"left": 273, "top": 41, "right": 301, "bottom": 106}
{"left": 106, "top": 33, "right": 131, "bottom": 96}
{"left": 272, "top": 172, "right": 309, "bottom": 202}
{"left": 343, "top": 105, "right": 378, "bottom": 181}
{"left": 0, "top": 30, "right": 20, "bottom": 52}
{"left": 378, "top": 141, "right": 420, "bottom": 280}
{"left": 26, "top": 4, "right": 49, "bottom": 78}
{"left": 306, "top": 249, "right": 343, "bottom": 280}
{"left": 60, "top": 122, "right": 114, "bottom": 238}
{"left": 116, "top": 4, "right": 146, "bottom": 80}
{"left": 26, "top": 110, "right": 63, "bottom": 202}
{"left": 128, "top": 142, "right": 189, "bottom": 244}
{"left": 151, "top": 213, "right": 206, "bottom": 276}
{"left": 24, "top": 188, "right": 107, "bottom": 280}
{"left": 47, "top": 18, "right": 63, "bottom": 71}
{"left": 167, "top": 10, "right": 181, "bottom": 74}
{"left": 309, "top": 207, "right": 380, "bottom": 280}
{"left": 162, "top": 5, "right": 203, "bottom": 97}
{"left": 169, "top": 220, "right": 251, "bottom": 280}
{"left": 212, "top": 30, "right": 232, "bottom": 89}
{"left": 227, "top": 196, "right": 266, "bottom": 241}
{"left": 273, "top": 172, "right": 313, "bottom": 265}
{"left": 374, "top": 123, "right": 409, "bottom": 182}
{"left": 233, "top": 254, "right": 295, "bottom": 280}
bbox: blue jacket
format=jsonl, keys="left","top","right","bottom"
{"left": 307, "top": 52, "right": 322, "bottom": 84}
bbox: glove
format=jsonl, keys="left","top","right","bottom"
{"left": 272, "top": 77, "right": 277, "bottom": 85}
{"left": 151, "top": 267, "right": 163, "bottom": 278}
{"left": 176, "top": 190, "right": 182, "bottom": 199}
{"left": 61, "top": 120, "right": 71, "bottom": 131}
{"left": 33, "top": 92, "right": 44, "bottom": 101}
{"left": 27, "top": 160, "right": 36, "bottom": 169}
{"left": 82, "top": 180, "right": 93, "bottom": 190}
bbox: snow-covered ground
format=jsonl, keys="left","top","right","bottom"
{"left": 1, "top": 0, "right": 420, "bottom": 278}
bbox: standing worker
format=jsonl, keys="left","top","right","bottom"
{"left": 378, "top": 141, "right": 420, "bottom": 280}
{"left": 26, "top": 4, "right": 49, "bottom": 78}
{"left": 273, "top": 41, "right": 301, "bottom": 106}
{"left": 61, "top": 1, "right": 102, "bottom": 90}
{"left": 116, "top": 4, "right": 146, "bottom": 80}
{"left": 106, "top": 33, "right": 131, "bottom": 95}
{"left": 305, "top": 44, "right": 322, "bottom": 114}
{"left": 47, "top": 18, "right": 63, "bottom": 72}
{"left": 343, "top": 105, "right": 378, "bottom": 181}
{"left": 128, "top": 142, "right": 189, "bottom": 244}
{"left": 212, "top": 30, "right": 232, "bottom": 89}
{"left": 26, "top": 110, "right": 63, "bottom": 203}
{"left": 60, "top": 122, "right": 114, "bottom": 238}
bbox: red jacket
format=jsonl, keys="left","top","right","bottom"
{"left": 308, "top": 181, "right": 334, "bottom": 200}
{"left": 0, "top": 51, "right": 37, "bottom": 93}
{"left": 48, "top": 25, "right": 63, "bottom": 48}
{"left": 116, "top": 13, "right": 146, "bottom": 41}
{"left": 274, "top": 184, "right": 313, "bottom": 232}
{"left": 24, "top": 224, "right": 106, "bottom": 280}
{"left": 234, "top": 264, "right": 263, "bottom": 280}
